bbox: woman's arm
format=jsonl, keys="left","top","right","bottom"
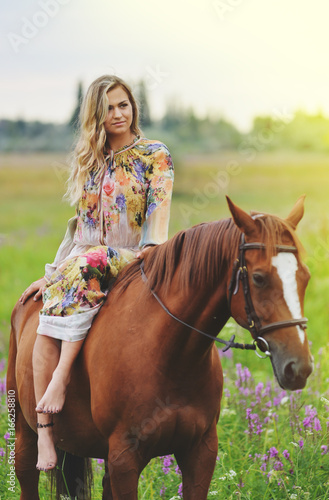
{"left": 139, "top": 144, "right": 174, "bottom": 248}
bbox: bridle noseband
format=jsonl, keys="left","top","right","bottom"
{"left": 140, "top": 233, "right": 308, "bottom": 358}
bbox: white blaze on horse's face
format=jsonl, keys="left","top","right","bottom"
{"left": 272, "top": 253, "right": 305, "bottom": 344}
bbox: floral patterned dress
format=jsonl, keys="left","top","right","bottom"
{"left": 37, "top": 137, "right": 174, "bottom": 342}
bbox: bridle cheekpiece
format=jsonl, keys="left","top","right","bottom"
{"left": 140, "top": 232, "right": 308, "bottom": 359}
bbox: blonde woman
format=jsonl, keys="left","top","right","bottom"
{"left": 19, "top": 75, "right": 174, "bottom": 471}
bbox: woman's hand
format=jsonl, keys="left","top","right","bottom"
{"left": 136, "top": 245, "right": 155, "bottom": 259}
{"left": 19, "top": 277, "right": 47, "bottom": 305}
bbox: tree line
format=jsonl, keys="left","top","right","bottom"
{"left": 1, "top": 81, "right": 329, "bottom": 154}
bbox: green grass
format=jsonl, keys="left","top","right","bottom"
{"left": 0, "top": 151, "right": 328, "bottom": 499}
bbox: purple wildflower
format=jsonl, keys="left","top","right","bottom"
{"left": 224, "top": 388, "right": 231, "bottom": 398}
{"left": 313, "top": 417, "right": 322, "bottom": 432}
{"left": 283, "top": 449, "right": 290, "bottom": 460}
{"left": 321, "top": 445, "right": 328, "bottom": 455}
{"left": 269, "top": 447, "right": 279, "bottom": 458}
{"left": 162, "top": 455, "right": 173, "bottom": 474}
{"left": 245, "top": 408, "right": 263, "bottom": 435}
{"left": 235, "top": 364, "right": 251, "bottom": 387}
{"left": 0, "top": 378, "right": 6, "bottom": 396}
{"left": 260, "top": 462, "right": 267, "bottom": 472}
{"left": 255, "top": 382, "right": 264, "bottom": 396}
{"left": 303, "top": 417, "right": 312, "bottom": 429}
{"left": 4, "top": 432, "right": 10, "bottom": 441}
{"left": 273, "top": 460, "right": 284, "bottom": 471}
{"left": 175, "top": 465, "right": 181, "bottom": 475}
{"left": 298, "top": 439, "right": 304, "bottom": 449}
{"left": 178, "top": 483, "right": 183, "bottom": 496}
{"left": 0, "top": 448, "right": 4, "bottom": 457}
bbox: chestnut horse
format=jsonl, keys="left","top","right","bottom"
{"left": 7, "top": 197, "right": 313, "bottom": 500}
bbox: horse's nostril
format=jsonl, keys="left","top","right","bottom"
{"left": 284, "top": 361, "right": 296, "bottom": 381}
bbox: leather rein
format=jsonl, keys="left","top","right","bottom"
{"left": 140, "top": 233, "right": 308, "bottom": 358}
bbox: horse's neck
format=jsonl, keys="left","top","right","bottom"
{"left": 158, "top": 271, "right": 230, "bottom": 361}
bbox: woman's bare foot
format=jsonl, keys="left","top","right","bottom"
{"left": 35, "top": 371, "right": 69, "bottom": 414}
{"left": 36, "top": 425, "right": 57, "bottom": 472}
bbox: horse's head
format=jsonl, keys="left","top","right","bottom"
{"left": 227, "top": 196, "right": 313, "bottom": 390}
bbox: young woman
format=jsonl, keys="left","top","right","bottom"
{"left": 19, "top": 75, "right": 174, "bottom": 472}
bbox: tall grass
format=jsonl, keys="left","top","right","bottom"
{"left": 0, "top": 151, "right": 328, "bottom": 499}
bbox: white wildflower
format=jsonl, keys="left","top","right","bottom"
{"left": 221, "top": 409, "right": 237, "bottom": 417}
{"left": 280, "top": 396, "right": 289, "bottom": 406}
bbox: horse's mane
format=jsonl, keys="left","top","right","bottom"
{"left": 114, "top": 213, "right": 303, "bottom": 295}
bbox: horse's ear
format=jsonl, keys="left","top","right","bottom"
{"left": 285, "top": 195, "right": 306, "bottom": 230}
{"left": 226, "top": 196, "right": 258, "bottom": 236}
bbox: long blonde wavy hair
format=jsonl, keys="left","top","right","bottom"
{"left": 65, "top": 75, "right": 141, "bottom": 206}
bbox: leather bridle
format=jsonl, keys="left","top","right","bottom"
{"left": 140, "top": 232, "right": 308, "bottom": 358}
{"left": 227, "top": 233, "right": 308, "bottom": 356}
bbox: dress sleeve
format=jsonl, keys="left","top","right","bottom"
{"left": 139, "top": 144, "right": 174, "bottom": 248}
{"left": 44, "top": 215, "right": 78, "bottom": 280}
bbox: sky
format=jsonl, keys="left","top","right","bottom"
{"left": 1, "top": 0, "right": 329, "bottom": 131}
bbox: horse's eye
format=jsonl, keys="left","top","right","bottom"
{"left": 252, "top": 273, "right": 266, "bottom": 288}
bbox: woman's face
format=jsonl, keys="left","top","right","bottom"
{"left": 104, "top": 86, "right": 134, "bottom": 139}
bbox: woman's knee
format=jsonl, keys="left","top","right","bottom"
{"left": 33, "top": 335, "right": 61, "bottom": 367}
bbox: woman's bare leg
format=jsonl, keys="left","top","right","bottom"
{"left": 33, "top": 335, "right": 84, "bottom": 471}
{"left": 33, "top": 335, "right": 60, "bottom": 471}
{"left": 35, "top": 337, "right": 84, "bottom": 414}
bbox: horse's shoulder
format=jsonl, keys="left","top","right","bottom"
{"left": 11, "top": 298, "right": 41, "bottom": 345}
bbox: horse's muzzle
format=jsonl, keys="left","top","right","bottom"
{"left": 273, "top": 354, "right": 314, "bottom": 390}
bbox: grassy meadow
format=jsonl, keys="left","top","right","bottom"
{"left": 0, "top": 151, "right": 328, "bottom": 499}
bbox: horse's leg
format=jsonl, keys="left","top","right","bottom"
{"left": 15, "top": 402, "right": 40, "bottom": 500}
{"left": 102, "top": 461, "right": 113, "bottom": 500}
{"left": 106, "top": 435, "right": 145, "bottom": 500}
{"left": 7, "top": 313, "right": 40, "bottom": 499}
{"left": 175, "top": 423, "right": 218, "bottom": 500}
